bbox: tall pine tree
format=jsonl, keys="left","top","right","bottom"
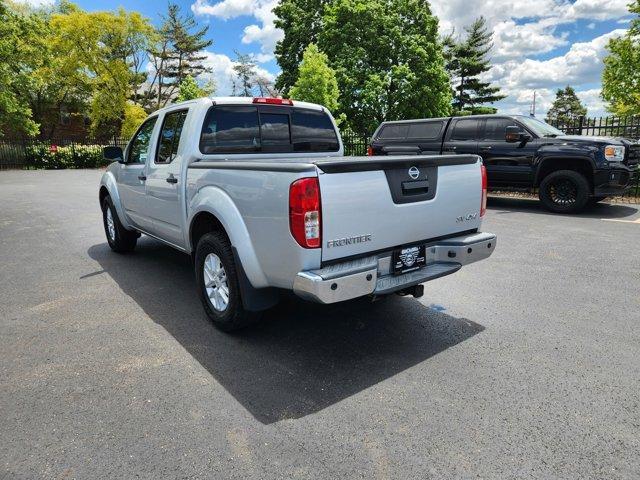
{"left": 444, "top": 17, "right": 505, "bottom": 114}
{"left": 545, "top": 86, "right": 587, "bottom": 127}
{"left": 145, "top": 3, "right": 212, "bottom": 110}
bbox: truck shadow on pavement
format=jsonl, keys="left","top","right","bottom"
{"left": 488, "top": 196, "right": 639, "bottom": 219}
{"left": 88, "top": 240, "right": 484, "bottom": 425}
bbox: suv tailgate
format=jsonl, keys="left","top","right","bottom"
{"left": 316, "top": 155, "right": 483, "bottom": 262}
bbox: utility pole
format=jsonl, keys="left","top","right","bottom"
{"left": 529, "top": 91, "right": 536, "bottom": 117}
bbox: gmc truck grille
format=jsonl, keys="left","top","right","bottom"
{"left": 626, "top": 144, "right": 640, "bottom": 167}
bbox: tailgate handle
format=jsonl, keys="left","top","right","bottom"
{"left": 402, "top": 180, "right": 429, "bottom": 192}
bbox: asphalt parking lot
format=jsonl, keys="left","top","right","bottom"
{"left": 1, "top": 169, "right": 639, "bottom": 479}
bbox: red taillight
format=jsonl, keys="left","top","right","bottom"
{"left": 253, "top": 97, "right": 293, "bottom": 106}
{"left": 289, "top": 177, "right": 321, "bottom": 248}
{"left": 480, "top": 164, "right": 487, "bottom": 217}
{"left": 367, "top": 146, "right": 373, "bottom": 156}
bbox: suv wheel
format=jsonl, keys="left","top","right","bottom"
{"left": 539, "top": 170, "right": 590, "bottom": 213}
{"left": 102, "top": 196, "right": 138, "bottom": 252}
{"left": 194, "top": 232, "right": 260, "bottom": 332}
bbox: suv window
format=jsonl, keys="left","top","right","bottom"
{"left": 407, "top": 121, "right": 444, "bottom": 139}
{"left": 156, "top": 110, "right": 188, "bottom": 163}
{"left": 200, "top": 106, "right": 260, "bottom": 154}
{"left": 450, "top": 119, "right": 479, "bottom": 141}
{"left": 128, "top": 117, "right": 157, "bottom": 164}
{"left": 292, "top": 109, "right": 339, "bottom": 152}
{"left": 379, "top": 124, "right": 410, "bottom": 140}
{"left": 483, "top": 118, "right": 521, "bottom": 141}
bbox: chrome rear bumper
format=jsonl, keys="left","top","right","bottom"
{"left": 293, "top": 232, "right": 496, "bottom": 304}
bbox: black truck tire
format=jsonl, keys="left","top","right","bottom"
{"left": 102, "top": 195, "right": 138, "bottom": 253}
{"left": 195, "top": 232, "right": 260, "bottom": 332}
{"left": 539, "top": 170, "right": 590, "bottom": 213}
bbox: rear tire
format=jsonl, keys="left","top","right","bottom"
{"left": 539, "top": 170, "right": 590, "bottom": 213}
{"left": 102, "top": 196, "right": 138, "bottom": 253}
{"left": 195, "top": 232, "right": 260, "bottom": 332}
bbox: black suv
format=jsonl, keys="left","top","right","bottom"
{"left": 369, "top": 115, "right": 639, "bottom": 213}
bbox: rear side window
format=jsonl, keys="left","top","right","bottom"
{"left": 291, "top": 109, "right": 339, "bottom": 152}
{"left": 379, "top": 124, "right": 410, "bottom": 139}
{"left": 199, "top": 105, "right": 339, "bottom": 154}
{"left": 450, "top": 119, "right": 479, "bottom": 141}
{"left": 200, "top": 106, "right": 260, "bottom": 154}
{"left": 483, "top": 118, "right": 520, "bottom": 141}
{"left": 407, "top": 121, "right": 444, "bottom": 139}
{"left": 156, "top": 110, "right": 188, "bottom": 163}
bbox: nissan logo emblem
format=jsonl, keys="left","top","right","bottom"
{"left": 408, "top": 166, "right": 420, "bottom": 180}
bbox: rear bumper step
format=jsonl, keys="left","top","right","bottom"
{"left": 293, "top": 232, "right": 496, "bottom": 304}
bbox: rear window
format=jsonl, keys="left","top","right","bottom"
{"left": 378, "top": 121, "right": 444, "bottom": 140}
{"left": 199, "top": 105, "right": 339, "bottom": 154}
{"left": 292, "top": 110, "right": 339, "bottom": 152}
{"left": 200, "top": 106, "right": 260, "bottom": 153}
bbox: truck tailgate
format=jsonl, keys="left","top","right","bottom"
{"left": 316, "top": 155, "right": 483, "bottom": 262}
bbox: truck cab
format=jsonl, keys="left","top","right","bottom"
{"left": 370, "top": 114, "right": 638, "bottom": 213}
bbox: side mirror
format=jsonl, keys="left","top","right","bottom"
{"left": 505, "top": 126, "right": 532, "bottom": 144}
{"left": 103, "top": 146, "right": 124, "bottom": 163}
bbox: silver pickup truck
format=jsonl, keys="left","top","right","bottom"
{"left": 100, "top": 97, "right": 496, "bottom": 331}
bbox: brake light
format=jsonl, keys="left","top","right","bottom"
{"left": 367, "top": 146, "right": 373, "bottom": 156}
{"left": 480, "top": 164, "right": 487, "bottom": 217}
{"left": 253, "top": 97, "right": 294, "bottom": 106}
{"left": 289, "top": 177, "right": 321, "bottom": 248}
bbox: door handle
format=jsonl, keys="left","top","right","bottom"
{"left": 166, "top": 175, "right": 178, "bottom": 184}
{"left": 138, "top": 175, "right": 146, "bottom": 181}
{"left": 480, "top": 146, "right": 492, "bottom": 152}
{"left": 444, "top": 146, "right": 457, "bottom": 152}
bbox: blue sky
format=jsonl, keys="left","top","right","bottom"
{"left": 25, "top": 0, "right": 634, "bottom": 117}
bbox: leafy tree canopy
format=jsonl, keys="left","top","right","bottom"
{"left": 120, "top": 103, "right": 148, "bottom": 138}
{"left": 289, "top": 44, "right": 339, "bottom": 113}
{"left": 602, "top": 1, "right": 640, "bottom": 116}
{"left": 319, "top": 0, "right": 452, "bottom": 135}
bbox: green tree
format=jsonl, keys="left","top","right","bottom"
{"left": 232, "top": 51, "right": 257, "bottom": 96}
{"left": 319, "top": 0, "right": 452, "bottom": 135}
{"left": 145, "top": 3, "right": 213, "bottom": 110}
{"left": 545, "top": 86, "right": 587, "bottom": 127}
{"left": 120, "top": 103, "right": 148, "bottom": 138}
{"left": 0, "top": 2, "right": 41, "bottom": 136}
{"left": 273, "top": 0, "right": 328, "bottom": 93}
{"left": 289, "top": 44, "right": 339, "bottom": 112}
{"left": 176, "top": 75, "right": 213, "bottom": 101}
{"left": 602, "top": 1, "right": 640, "bottom": 115}
{"left": 443, "top": 17, "right": 505, "bottom": 113}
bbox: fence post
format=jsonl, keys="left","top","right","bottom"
{"left": 578, "top": 115, "right": 584, "bottom": 136}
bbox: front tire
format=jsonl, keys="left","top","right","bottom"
{"left": 195, "top": 232, "right": 260, "bottom": 332}
{"left": 102, "top": 196, "right": 138, "bottom": 253}
{"left": 539, "top": 170, "right": 590, "bottom": 213}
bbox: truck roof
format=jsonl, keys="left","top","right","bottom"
{"left": 378, "top": 113, "right": 531, "bottom": 125}
{"left": 154, "top": 96, "right": 326, "bottom": 114}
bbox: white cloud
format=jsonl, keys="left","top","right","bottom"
{"left": 13, "top": 0, "right": 54, "bottom": 6}
{"left": 576, "top": 88, "right": 608, "bottom": 116}
{"left": 198, "top": 51, "right": 276, "bottom": 96}
{"left": 564, "top": 0, "right": 631, "bottom": 21}
{"left": 192, "top": 0, "right": 283, "bottom": 58}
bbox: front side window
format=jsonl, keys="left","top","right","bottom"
{"left": 291, "top": 109, "right": 339, "bottom": 152}
{"left": 156, "top": 110, "right": 188, "bottom": 163}
{"left": 128, "top": 117, "right": 157, "bottom": 164}
{"left": 450, "top": 119, "right": 479, "bottom": 141}
{"left": 483, "top": 118, "right": 519, "bottom": 141}
{"left": 200, "top": 106, "right": 260, "bottom": 154}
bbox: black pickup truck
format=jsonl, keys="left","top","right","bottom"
{"left": 368, "top": 114, "right": 639, "bottom": 213}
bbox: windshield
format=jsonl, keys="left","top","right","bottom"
{"left": 518, "top": 116, "right": 565, "bottom": 137}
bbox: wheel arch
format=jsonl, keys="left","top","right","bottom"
{"left": 99, "top": 171, "right": 133, "bottom": 230}
{"left": 534, "top": 156, "right": 595, "bottom": 190}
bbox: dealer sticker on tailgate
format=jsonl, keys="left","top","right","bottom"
{"left": 392, "top": 245, "right": 427, "bottom": 274}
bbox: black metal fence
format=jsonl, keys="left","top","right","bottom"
{"left": 548, "top": 115, "right": 640, "bottom": 138}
